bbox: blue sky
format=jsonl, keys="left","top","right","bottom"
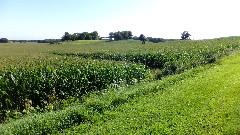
{"left": 1, "top": 0, "right": 240, "bottom": 40}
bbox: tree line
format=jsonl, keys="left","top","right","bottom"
{"left": 1, "top": 31, "right": 191, "bottom": 44}
{"left": 61, "top": 31, "right": 99, "bottom": 41}
{"left": 61, "top": 31, "right": 134, "bottom": 41}
{"left": 109, "top": 31, "right": 133, "bottom": 40}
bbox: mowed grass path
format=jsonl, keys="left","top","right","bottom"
{"left": 61, "top": 52, "right": 240, "bottom": 134}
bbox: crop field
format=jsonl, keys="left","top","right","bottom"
{"left": 0, "top": 37, "right": 240, "bottom": 134}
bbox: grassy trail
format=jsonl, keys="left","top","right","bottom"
{"left": 61, "top": 52, "right": 240, "bottom": 134}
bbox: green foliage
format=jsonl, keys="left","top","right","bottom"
{"left": 53, "top": 39, "right": 240, "bottom": 78}
{"left": 91, "top": 31, "right": 99, "bottom": 40}
{"left": 61, "top": 31, "right": 100, "bottom": 41}
{"left": 61, "top": 32, "right": 71, "bottom": 41}
{"left": 181, "top": 31, "right": 191, "bottom": 40}
{"left": 0, "top": 59, "right": 148, "bottom": 121}
{"left": 148, "top": 37, "right": 164, "bottom": 43}
{"left": 139, "top": 34, "right": 146, "bottom": 41}
{"left": 0, "top": 105, "right": 91, "bottom": 135}
{"left": 59, "top": 51, "right": 240, "bottom": 135}
{"left": 0, "top": 62, "right": 206, "bottom": 135}
{"left": 110, "top": 31, "right": 133, "bottom": 40}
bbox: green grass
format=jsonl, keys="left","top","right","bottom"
{"left": 58, "top": 51, "right": 240, "bottom": 134}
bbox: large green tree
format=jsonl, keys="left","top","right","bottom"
{"left": 77, "top": 32, "right": 87, "bottom": 40}
{"left": 91, "top": 31, "right": 99, "bottom": 40}
{"left": 139, "top": 34, "right": 147, "bottom": 44}
{"left": 181, "top": 31, "right": 191, "bottom": 40}
{"left": 71, "top": 33, "right": 78, "bottom": 41}
{"left": 114, "top": 31, "right": 123, "bottom": 40}
{"left": 85, "top": 32, "right": 92, "bottom": 40}
{"left": 61, "top": 32, "right": 71, "bottom": 41}
{"left": 127, "top": 31, "right": 133, "bottom": 39}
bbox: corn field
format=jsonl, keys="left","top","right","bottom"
{"left": 0, "top": 37, "right": 239, "bottom": 122}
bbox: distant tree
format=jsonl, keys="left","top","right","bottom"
{"left": 121, "top": 31, "right": 129, "bottom": 40}
{"left": 114, "top": 31, "right": 123, "bottom": 40}
{"left": 147, "top": 37, "right": 153, "bottom": 42}
{"left": 133, "top": 36, "right": 139, "bottom": 40}
{"left": 148, "top": 38, "right": 164, "bottom": 43}
{"left": 85, "top": 32, "right": 92, "bottom": 40}
{"left": 61, "top": 31, "right": 100, "bottom": 41}
{"left": 71, "top": 33, "right": 78, "bottom": 41}
{"left": 61, "top": 32, "right": 71, "bottom": 41}
{"left": 77, "top": 32, "right": 86, "bottom": 40}
{"left": 109, "top": 32, "right": 114, "bottom": 39}
{"left": 0, "top": 38, "right": 8, "bottom": 43}
{"left": 120, "top": 31, "right": 133, "bottom": 40}
{"left": 139, "top": 34, "right": 147, "bottom": 44}
{"left": 110, "top": 31, "right": 133, "bottom": 40}
{"left": 127, "top": 31, "right": 133, "bottom": 39}
{"left": 91, "top": 31, "right": 99, "bottom": 40}
{"left": 181, "top": 31, "right": 191, "bottom": 40}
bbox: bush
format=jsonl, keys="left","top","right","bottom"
{"left": 0, "top": 38, "right": 8, "bottom": 43}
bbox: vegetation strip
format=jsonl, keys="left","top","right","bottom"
{"left": 60, "top": 51, "right": 240, "bottom": 134}
{"left": 52, "top": 38, "right": 240, "bottom": 77}
{"left": 0, "top": 63, "right": 208, "bottom": 134}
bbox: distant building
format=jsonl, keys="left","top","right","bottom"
{"left": 100, "top": 37, "right": 114, "bottom": 41}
